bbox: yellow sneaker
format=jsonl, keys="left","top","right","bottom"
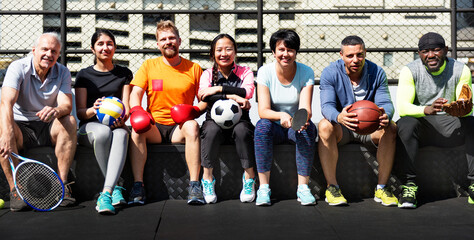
{"left": 374, "top": 187, "right": 398, "bottom": 206}
{"left": 325, "top": 185, "right": 348, "bottom": 206}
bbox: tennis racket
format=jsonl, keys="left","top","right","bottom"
{"left": 8, "top": 152, "right": 64, "bottom": 211}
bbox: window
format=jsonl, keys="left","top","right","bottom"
{"left": 383, "top": 53, "right": 393, "bottom": 67}
{"left": 67, "top": 42, "right": 81, "bottom": 48}
{"left": 236, "top": 1, "right": 258, "bottom": 20}
{"left": 96, "top": 14, "right": 129, "bottom": 22}
{"left": 96, "top": 28, "right": 128, "bottom": 37}
{"left": 190, "top": 14, "right": 220, "bottom": 32}
{"left": 143, "top": 14, "right": 174, "bottom": 26}
{"left": 279, "top": 2, "right": 296, "bottom": 21}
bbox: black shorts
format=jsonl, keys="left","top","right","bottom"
{"left": 16, "top": 121, "right": 53, "bottom": 149}
{"left": 156, "top": 123, "right": 177, "bottom": 144}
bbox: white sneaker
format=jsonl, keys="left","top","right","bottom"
{"left": 240, "top": 174, "right": 256, "bottom": 203}
{"left": 201, "top": 178, "right": 217, "bottom": 204}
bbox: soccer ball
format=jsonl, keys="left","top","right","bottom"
{"left": 211, "top": 99, "right": 242, "bottom": 129}
{"left": 96, "top": 96, "right": 125, "bottom": 126}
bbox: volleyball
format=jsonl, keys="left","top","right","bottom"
{"left": 96, "top": 96, "right": 125, "bottom": 126}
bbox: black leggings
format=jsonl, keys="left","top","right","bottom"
{"left": 200, "top": 119, "right": 255, "bottom": 169}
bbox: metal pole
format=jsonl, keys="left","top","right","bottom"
{"left": 60, "top": 0, "right": 67, "bottom": 65}
{"left": 450, "top": 0, "right": 457, "bottom": 59}
{"left": 257, "top": 0, "right": 263, "bottom": 68}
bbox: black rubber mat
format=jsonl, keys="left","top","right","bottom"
{"left": 0, "top": 198, "right": 473, "bottom": 240}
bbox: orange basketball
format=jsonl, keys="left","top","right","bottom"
{"left": 346, "top": 100, "right": 381, "bottom": 135}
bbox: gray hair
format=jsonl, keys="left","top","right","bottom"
{"left": 34, "top": 32, "right": 62, "bottom": 48}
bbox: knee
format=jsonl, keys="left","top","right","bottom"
{"left": 233, "top": 122, "right": 253, "bottom": 139}
{"left": 182, "top": 120, "right": 200, "bottom": 139}
{"left": 383, "top": 122, "right": 398, "bottom": 140}
{"left": 318, "top": 119, "right": 335, "bottom": 140}
{"left": 202, "top": 121, "right": 222, "bottom": 136}
{"left": 255, "top": 119, "right": 272, "bottom": 134}
{"left": 397, "top": 116, "right": 419, "bottom": 138}
{"left": 58, "top": 115, "right": 77, "bottom": 133}
{"left": 95, "top": 126, "right": 113, "bottom": 144}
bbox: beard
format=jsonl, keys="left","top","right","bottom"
{"left": 162, "top": 46, "right": 178, "bottom": 59}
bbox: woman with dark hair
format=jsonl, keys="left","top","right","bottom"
{"left": 254, "top": 29, "right": 317, "bottom": 206}
{"left": 75, "top": 29, "right": 132, "bottom": 214}
{"left": 198, "top": 34, "right": 256, "bottom": 204}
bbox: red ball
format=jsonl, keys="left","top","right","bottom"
{"left": 346, "top": 100, "right": 381, "bottom": 135}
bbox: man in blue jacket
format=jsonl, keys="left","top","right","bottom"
{"left": 319, "top": 35, "right": 398, "bottom": 206}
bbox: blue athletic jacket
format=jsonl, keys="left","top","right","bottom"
{"left": 319, "top": 59, "right": 394, "bottom": 123}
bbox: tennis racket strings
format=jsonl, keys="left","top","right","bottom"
{"left": 15, "top": 161, "right": 64, "bottom": 210}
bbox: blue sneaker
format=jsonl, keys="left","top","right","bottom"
{"left": 201, "top": 178, "right": 217, "bottom": 204}
{"left": 297, "top": 184, "right": 316, "bottom": 205}
{"left": 112, "top": 186, "right": 127, "bottom": 206}
{"left": 187, "top": 181, "right": 205, "bottom": 205}
{"left": 256, "top": 184, "right": 271, "bottom": 206}
{"left": 240, "top": 174, "right": 256, "bottom": 203}
{"left": 96, "top": 192, "right": 115, "bottom": 214}
{"left": 128, "top": 182, "right": 146, "bottom": 205}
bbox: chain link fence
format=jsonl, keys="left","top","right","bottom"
{"left": 1, "top": 0, "right": 473, "bottom": 84}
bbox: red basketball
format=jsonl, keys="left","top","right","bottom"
{"left": 346, "top": 100, "right": 381, "bottom": 135}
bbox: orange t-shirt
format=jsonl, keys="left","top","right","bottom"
{"left": 131, "top": 57, "right": 202, "bottom": 125}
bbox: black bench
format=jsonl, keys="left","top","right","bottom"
{"left": 0, "top": 143, "right": 470, "bottom": 202}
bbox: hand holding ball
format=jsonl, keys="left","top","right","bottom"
{"left": 346, "top": 100, "right": 381, "bottom": 135}
{"left": 96, "top": 97, "right": 125, "bottom": 126}
{"left": 211, "top": 99, "right": 242, "bottom": 129}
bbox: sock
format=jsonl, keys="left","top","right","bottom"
{"left": 377, "top": 184, "right": 385, "bottom": 190}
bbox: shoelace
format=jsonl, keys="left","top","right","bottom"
{"left": 329, "top": 186, "right": 342, "bottom": 197}
{"left": 131, "top": 183, "right": 143, "bottom": 196}
{"left": 381, "top": 188, "right": 394, "bottom": 197}
{"left": 402, "top": 186, "right": 417, "bottom": 198}
{"left": 243, "top": 179, "right": 254, "bottom": 194}
{"left": 469, "top": 184, "right": 474, "bottom": 192}
{"left": 113, "top": 186, "right": 125, "bottom": 197}
{"left": 202, "top": 181, "right": 214, "bottom": 194}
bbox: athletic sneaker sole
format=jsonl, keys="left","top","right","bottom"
{"left": 255, "top": 201, "right": 271, "bottom": 206}
{"left": 298, "top": 198, "right": 316, "bottom": 206}
{"left": 374, "top": 197, "right": 398, "bottom": 206}
{"left": 398, "top": 202, "right": 417, "bottom": 209}
{"left": 96, "top": 206, "right": 115, "bottom": 215}
{"left": 325, "top": 198, "right": 348, "bottom": 206}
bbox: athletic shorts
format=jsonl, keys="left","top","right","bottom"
{"left": 338, "top": 124, "right": 377, "bottom": 150}
{"left": 156, "top": 123, "right": 177, "bottom": 144}
{"left": 16, "top": 120, "right": 53, "bottom": 148}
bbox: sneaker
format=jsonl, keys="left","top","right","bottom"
{"left": 240, "top": 174, "right": 256, "bottom": 203}
{"left": 297, "top": 184, "right": 316, "bottom": 206}
{"left": 128, "top": 182, "right": 146, "bottom": 205}
{"left": 60, "top": 181, "right": 76, "bottom": 207}
{"left": 398, "top": 182, "right": 418, "bottom": 209}
{"left": 256, "top": 184, "right": 271, "bottom": 206}
{"left": 374, "top": 186, "right": 398, "bottom": 206}
{"left": 187, "top": 181, "right": 205, "bottom": 205}
{"left": 468, "top": 183, "right": 474, "bottom": 204}
{"left": 9, "top": 188, "right": 28, "bottom": 211}
{"left": 325, "top": 185, "right": 348, "bottom": 206}
{"left": 112, "top": 186, "right": 127, "bottom": 206}
{"left": 96, "top": 192, "right": 115, "bottom": 214}
{"left": 201, "top": 178, "right": 217, "bottom": 204}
